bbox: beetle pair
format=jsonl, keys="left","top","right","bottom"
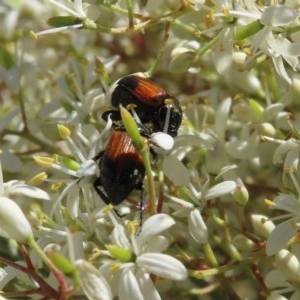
{"left": 93, "top": 74, "right": 182, "bottom": 213}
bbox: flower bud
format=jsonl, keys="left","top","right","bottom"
{"left": 250, "top": 214, "right": 275, "bottom": 239}
{"left": 258, "top": 123, "right": 277, "bottom": 137}
{"left": 233, "top": 185, "right": 249, "bottom": 206}
{"left": 275, "top": 249, "right": 300, "bottom": 282}
{"left": 47, "top": 250, "right": 75, "bottom": 275}
{"left": 0, "top": 197, "right": 33, "bottom": 242}
{"left": 232, "top": 234, "right": 255, "bottom": 251}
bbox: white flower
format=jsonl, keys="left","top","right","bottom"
{"left": 0, "top": 156, "right": 48, "bottom": 241}
{"left": 249, "top": 5, "right": 298, "bottom": 84}
{"left": 169, "top": 178, "right": 236, "bottom": 244}
{"left": 100, "top": 214, "right": 187, "bottom": 299}
{"left": 212, "top": 3, "right": 299, "bottom": 83}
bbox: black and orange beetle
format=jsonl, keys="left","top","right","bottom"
{"left": 103, "top": 74, "right": 182, "bottom": 137}
{"left": 92, "top": 122, "right": 174, "bottom": 214}
{"left": 92, "top": 125, "right": 149, "bottom": 214}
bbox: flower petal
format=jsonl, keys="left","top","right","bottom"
{"left": 272, "top": 194, "right": 300, "bottom": 215}
{"left": 136, "top": 253, "right": 187, "bottom": 280}
{"left": 4, "top": 180, "right": 50, "bottom": 200}
{"left": 204, "top": 181, "right": 236, "bottom": 200}
{"left": 138, "top": 214, "right": 175, "bottom": 243}
{"left": 163, "top": 155, "right": 190, "bottom": 187}
{"left": 188, "top": 209, "right": 208, "bottom": 243}
{"left": 0, "top": 197, "right": 32, "bottom": 242}
{"left": 266, "top": 219, "right": 299, "bottom": 256}
{"left": 251, "top": 214, "right": 275, "bottom": 240}
{"left": 260, "top": 5, "right": 297, "bottom": 26}
{"left": 119, "top": 268, "right": 143, "bottom": 300}
{"left": 213, "top": 28, "right": 233, "bottom": 75}
{"left": 75, "top": 259, "right": 112, "bottom": 300}
{"left": 138, "top": 271, "right": 161, "bottom": 300}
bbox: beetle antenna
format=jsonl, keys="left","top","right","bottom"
{"left": 88, "top": 113, "right": 113, "bottom": 158}
{"left": 136, "top": 187, "right": 145, "bottom": 236}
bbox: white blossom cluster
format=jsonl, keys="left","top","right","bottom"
{"left": 1, "top": 0, "right": 300, "bottom": 299}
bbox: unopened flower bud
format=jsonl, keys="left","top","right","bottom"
{"left": 232, "top": 234, "right": 255, "bottom": 251}
{"left": 258, "top": 123, "right": 277, "bottom": 137}
{"left": 47, "top": 250, "right": 75, "bottom": 275}
{"left": 250, "top": 214, "right": 275, "bottom": 239}
{"left": 233, "top": 185, "right": 249, "bottom": 206}
{"left": 0, "top": 197, "right": 33, "bottom": 242}
{"left": 275, "top": 249, "right": 300, "bottom": 282}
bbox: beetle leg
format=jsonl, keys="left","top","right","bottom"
{"left": 93, "top": 150, "right": 104, "bottom": 162}
{"left": 93, "top": 177, "right": 128, "bottom": 218}
{"left": 102, "top": 110, "right": 121, "bottom": 122}
{"left": 136, "top": 184, "right": 145, "bottom": 236}
{"left": 93, "top": 177, "right": 110, "bottom": 205}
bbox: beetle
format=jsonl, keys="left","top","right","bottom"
{"left": 102, "top": 74, "right": 182, "bottom": 137}
{"left": 93, "top": 126, "right": 149, "bottom": 215}
{"left": 92, "top": 119, "right": 175, "bottom": 215}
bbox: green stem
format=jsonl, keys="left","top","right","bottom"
{"left": 27, "top": 236, "right": 71, "bottom": 299}
{"left": 156, "top": 155, "right": 165, "bottom": 213}
{"left": 195, "top": 32, "right": 221, "bottom": 59}
{"left": 238, "top": 206, "right": 246, "bottom": 229}
{"left": 191, "top": 249, "right": 265, "bottom": 279}
{"left": 119, "top": 106, "right": 157, "bottom": 215}
{"left": 202, "top": 242, "right": 241, "bottom": 299}
{"left": 140, "top": 144, "right": 156, "bottom": 215}
{"left": 203, "top": 242, "right": 219, "bottom": 268}
{"left": 82, "top": 18, "right": 153, "bottom": 34}
{"left": 146, "top": 22, "right": 171, "bottom": 77}
{"left": 0, "top": 247, "right": 59, "bottom": 299}
{"left": 125, "top": 0, "right": 134, "bottom": 28}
